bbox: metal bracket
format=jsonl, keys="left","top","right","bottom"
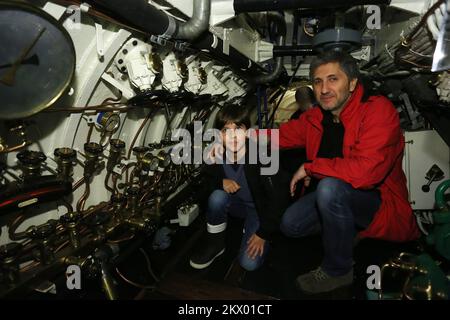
{"left": 150, "top": 35, "right": 168, "bottom": 47}
{"left": 222, "top": 28, "right": 231, "bottom": 55}
{"left": 95, "top": 23, "right": 104, "bottom": 60}
{"left": 101, "top": 72, "right": 135, "bottom": 99}
{"left": 174, "top": 41, "right": 190, "bottom": 51}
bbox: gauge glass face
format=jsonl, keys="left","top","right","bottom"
{"left": 0, "top": 1, "right": 75, "bottom": 119}
{"left": 149, "top": 158, "right": 159, "bottom": 171}
{"left": 158, "top": 151, "right": 171, "bottom": 167}
{"left": 103, "top": 114, "right": 120, "bottom": 133}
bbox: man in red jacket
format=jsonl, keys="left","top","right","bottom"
{"left": 278, "top": 51, "right": 420, "bottom": 294}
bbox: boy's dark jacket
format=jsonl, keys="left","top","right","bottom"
{"left": 201, "top": 140, "right": 290, "bottom": 240}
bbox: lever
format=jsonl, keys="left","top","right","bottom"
{"left": 421, "top": 164, "right": 445, "bottom": 192}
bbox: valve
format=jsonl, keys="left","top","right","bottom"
{"left": 29, "top": 220, "right": 58, "bottom": 265}
{"left": 54, "top": 147, "right": 77, "bottom": 181}
{"left": 126, "top": 186, "right": 140, "bottom": 214}
{"left": 107, "top": 139, "right": 125, "bottom": 172}
{"left": 60, "top": 212, "right": 82, "bottom": 249}
{"left": 421, "top": 164, "right": 445, "bottom": 193}
{"left": 17, "top": 150, "right": 46, "bottom": 179}
{"left": 0, "top": 242, "right": 22, "bottom": 285}
{"left": 83, "top": 142, "right": 103, "bottom": 178}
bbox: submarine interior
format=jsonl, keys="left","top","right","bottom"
{"left": 0, "top": 0, "right": 450, "bottom": 300}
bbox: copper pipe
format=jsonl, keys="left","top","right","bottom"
{"left": 125, "top": 163, "right": 137, "bottom": 187}
{"left": 104, "top": 172, "right": 115, "bottom": 193}
{"left": 129, "top": 166, "right": 139, "bottom": 185}
{"left": 42, "top": 101, "right": 126, "bottom": 112}
{"left": 43, "top": 106, "right": 132, "bottom": 113}
{"left": 55, "top": 240, "right": 70, "bottom": 253}
{"left": 61, "top": 199, "right": 74, "bottom": 213}
{"left": 139, "top": 175, "right": 162, "bottom": 202}
{"left": 0, "top": 140, "right": 32, "bottom": 154}
{"left": 72, "top": 176, "right": 85, "bottom": 192}
{"left": 108, "top": 234, "right": 135, "bottom": 244}
{"left": 50, "top": 0, "right": 149, "bottom": 36}
{"left": 82, "top": 201, "right": 110, "bottom": 218}
{"left": 8, "top": 213, "right": 28, "bottom": 241}
{"left": 19, "top": 261, "right": 40, "bottom": 273}
{"left": 402, "top": 0, "right": 445, "bottom": 46}
{"left": 115, "top": 267, "right": 156, "bottom": 290}
{"left": 112, "top": 174, "right": 119, "bottom": 194}
{"left": 76, "top": 182, "right": 90, "bottom": 212}
{"left": 102, "top": 92, "right": 123, "bottom": 104}
{"left": 86, "top": 124, "right": 94, "bottom": 143}
{"left": 127, "top": 112, "right": 153, "bottom": 160}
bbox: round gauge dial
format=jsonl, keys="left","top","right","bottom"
{"left": 157, "top": 151, "right": 171, "bottom": 167}
{"left": 0, "top": 1, "right": 75, "bottom": 119}
{"left": 142, "top": 153, "right": 159, "bottom": 171}
{"left": 99, "top": 112, "right": 121, "bottom": 133}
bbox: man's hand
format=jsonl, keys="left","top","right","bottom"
{"left": 246, "top": 234, "right": 266, "bottom": 259}
{"left": 223, "top": 179, "right": 241, "bottom": 194}
{"left": 290, "top": 164, "right": 309, "bottom": 196}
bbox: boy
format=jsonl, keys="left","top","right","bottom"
{"left": 189, "top": 104, "right": 289, "bottom": 271}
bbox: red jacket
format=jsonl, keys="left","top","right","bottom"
{"left": 278, "top": 84, "right": 420, "bottom": 242}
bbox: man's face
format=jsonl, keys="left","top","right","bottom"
{"left": 221, "top": 122, "right": 247, "bottom": 154}
{"left": 312, "top": 62, "right": 358, "bottom": 115}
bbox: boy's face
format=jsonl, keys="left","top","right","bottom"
{"left": 221, "top": 122, "right": 247, "bottom": 154}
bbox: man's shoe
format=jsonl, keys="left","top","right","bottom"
{"left": 189, "top": 230, "right": 225, "bottom": 269}
{"left": 296, "top": 267, "right": 353, "bottom": 294}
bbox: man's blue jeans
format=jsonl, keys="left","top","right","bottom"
{"left": 280, "top": 177, "right": 381, "bottom": 276}
{"left": 207, "top": 190, "right": 269, "bottom": 271}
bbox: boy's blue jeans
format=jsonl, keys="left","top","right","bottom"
{"left": 207, "top": 190, "right": 269, "bottom": 271}
{"left": 280, "top": 177, "right": 381, "bottom": 276}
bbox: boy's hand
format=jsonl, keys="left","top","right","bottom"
{"left": 247, "top": 234, "right": 265, "bottom": 259}
{"left": 205, "top": 143, "right": 224, "bottom": 164}
{"left": 223, "top": 179, "right": 240, "bottom": 193}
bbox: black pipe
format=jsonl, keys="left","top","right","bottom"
{"left": 268, "top": 58, "right": 303, "bottom": 128}
{"left": 273, "top": 45, "right": 317, "bottom": 57}
{"left": 291, "top": 11, "right": 299, "bottom": 70}
{"left": 234, "top": 0, "right": 391, "bottom": 13}
{"left": 88, "top": 1, "right": 262, "bottom": 78}
{"left": 193, "top": 33, "right": 262, "bottom": 75}
{"left": 88, "top": 0, "right": 173, "bottom": 37}
{"left": 253, "top": 12, "right": 287, "bottom": 84}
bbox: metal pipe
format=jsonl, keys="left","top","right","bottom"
{"left": 87, "top": 0, "right": 260, "bottom": 76}
{"left": 88, "top": 0, "right": 172, "bottom": 36}
{"left": 253, "top": 12, "right": 287, "bottom": 84}
{"left": 175, "top": 0, "right": 211, "bottom": 40}
{"left": 273, "top": 45, "right": 316, "bottom": 57}
{"left": 233, "top": 0, "right": 391, "bottom": 13}
{"left": 92, "top": 0, "right": 210, "bottom": 40}
{"left": 435, "top": 180, "right": 450, "bottom": 210}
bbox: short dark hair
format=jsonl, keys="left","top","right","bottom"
{"left": 295, "top": 86, "right": 315, "bottom": 104}
{"left": 214, "top": 104, "right": 251, "bottom": 130}
{"left": 309, "top": 51, "right": 360, "bottom": 81}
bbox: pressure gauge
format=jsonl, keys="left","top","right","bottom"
{"left": 0, "top": 1, "right": 76, "bottom": 119}
{"left": 97, "top": 112, "right": 121, "bottom": 133}
{"left": 156, "top": 150, "right": 171, "bottom": 168}
{"left": 142, "top": 152, "right": 159, "bottom": 172}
